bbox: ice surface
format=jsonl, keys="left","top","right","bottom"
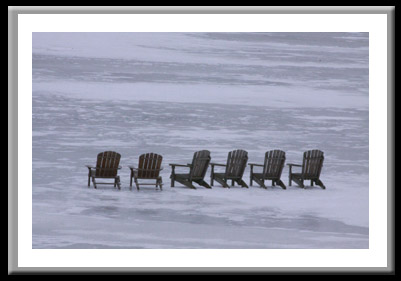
{"left": 32, "top": 32, "right": 369, "bottom": 249}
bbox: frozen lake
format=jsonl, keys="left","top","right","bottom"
{"left": 32, "top": 32, "right": 369, "bottom": 249}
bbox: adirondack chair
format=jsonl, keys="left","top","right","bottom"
{"left": 128, "top": 153, "right": 163, "bottom": 191}
{"left": 249, "top": 150, "right": 286, "bottom": 189}
{"left": 287, "top": 149, "right": 326, "bottom": 189}
{"left": 85, "top": 151, "right": 122, "bottom": 189}
{"left": 169, "top": 150, "right": 211, "bottom": 189}
{"left": 210, "top": 149, "right": 249, "bottom": 188}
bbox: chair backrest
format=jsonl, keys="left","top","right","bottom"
{"left": 189, "top": 150, "right": 211, "bottom": 180}
{"left": 263, "top": 150, "right": 286, "bottom": 179}
{"left": 225, "top": 149, "right": 248, "bottom": 179}
{"left": 302, "top": 150, "right": 324, "bottom": 179}
{"left": 95, "top": 151, "right": 121, "bottom": 177}
{"left": 137, "top": 153, "right": 163, "bottom": 179}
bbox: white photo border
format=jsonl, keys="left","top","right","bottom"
{"left": 9, "top": 6, "right": 394, "bottom": 274}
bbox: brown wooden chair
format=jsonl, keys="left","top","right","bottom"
{"left": 249, "top": 150, "right": 286, "bottom": 189}
{"left": 210, "top": 149, "right": 249, "bottom": 188}
{"left": 128, "top": 153, "right": 163, "bottom": 191}
{"left": 85, "top": 151, "right": 122, "bottom": 189}
{"left": 169, "top": 150, "right": 211, "bottom": 189}
{"left": 287, "top": 149, "right": 326, "bottom": 189}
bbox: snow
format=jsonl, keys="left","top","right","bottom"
{"left": 32, "top": 32, "right": 369, "bottom": 249}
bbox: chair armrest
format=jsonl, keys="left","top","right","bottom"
{"left": 169, "top": 163, "right": 189, "bottom": 176}
{"left": 210, "top": 163, "right": 226, "bottom": 167}
{"left": 86, "top": 166, "right": 121, "bottom": 171}
{"left": 287, "top": 163, "right": 302, "bottom": 167}
{"left": 248, "top": 163, "right": 264, "bottom": 167}
{"left": 129, "top": 165, "right": 163, "bottom": 170}
{"left": 135, "top": 168, "right": 164, "bottom": 171}
{"left": 287, "top": 163, "right": 302, "bottom": 175}
{"left": 169, "top": 163, "right": 191, "bottom": 167}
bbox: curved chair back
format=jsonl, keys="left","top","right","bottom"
{"left": 225, "top": 149, "right": 248, "bottom": 179}
{"left": 302, "top": 149, "right": 324, "bottom": 179}
{"left": 189, "top": 150, "right": 211, "bottom": 180}
{"left": 95, "top": 151, "right": 121, "bottom": 177}
{"left": 137, "top": 153, "right": 163, "bottom": 179}
{"left": 263, "top": 150, "right": 286, "bottom": 179}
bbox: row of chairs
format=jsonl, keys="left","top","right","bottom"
{"left": 85, "top": 149, "right": 326, "bottom": 190}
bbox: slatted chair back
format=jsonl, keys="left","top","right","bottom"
{"left": 95, "top": 151, "right": 121, "bottom": 178}
{"left": 302, "top": 150, "right": 324, "bottom": 179}
{"left": 189, "top": 150, "right": 211, "bottom": 180}
{"left": 225, "top": 149, "right": 248, "bottom": 179}
{"left": 263, "top": 150, "right": 286, "bottom": 179}
{"left": 137, "top": 153, "right": 163, "bottom": 179}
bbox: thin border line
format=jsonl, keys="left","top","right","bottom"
{"left": 8, "top": 5, "right": 395, "bottom": 274}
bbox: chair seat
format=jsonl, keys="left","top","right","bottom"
{"left": 213, "top": 173, "right": 242, "bottom": 180}
{"left": 90, "top": 170, "right": 119, "bottom": 178}
{"left": 136, "top": 175, "right": 162, "bottom": 180}
{"left": 252, "top": 172, "right": 281, "bottom": 180}
{"left": 290, "top": 173, "right": 304, "bottom": 179}
{"left": 173, "top": 173, "right": 190, "bottom": 178}
{"left": 291, "top": 173, "right": 318, "bottom": 180}
{"left": 173, "top": 173, "right": 205, "bottom": 181}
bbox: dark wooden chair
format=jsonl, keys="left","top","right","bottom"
{"left": 210, "top": 149, "right": 249, "bottom": 188}
{"left": 85, "top": 151, "right": 122, "bottom": 189}
{"left": 287, "top": 149, "right": 326, "bottom": 189}
{"left": 169, "top": 150, "right": 211, "bottom": 189}
{"left": 249, "top": 150, "right": 286, "bottom": 189}
{"left": 128, "top": 153, "right": 163, "bottom": 191}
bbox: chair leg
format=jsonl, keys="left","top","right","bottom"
{"left": 275, "top": 179, "right": 287, "bottom": 190}
{"left": 249, "top": 166, "right": 253, "bottom": 186}
{"left": 315, "top": 179, "right": 326, "bottom": 189}
{"left": 92, "top": 177, "right": 97, "bottom": 189}
{"left": 158, "top": 177, "right": 163, "bottom": 190}
{"left": 253, "top": 177, "right": 266, "bottom": 189}
{"left": 116, "top": 176, "right": 121, "bottom": 190}
{"left": 170, "top": 167, "right": 175, "bottom": 187}
{"left": 175, "top": 178, "right": 196, "bottom": 189}
{"left": 195, "top": 179, "right": 212, "bottom": 189}
{"left": 292, "top": 176, "right": 304, "bottom": 188}
{"left": 236, "top": 179, "right": 249, "bottom": 188}
{"left": 210, "top": 167, "right": 214, "bottom": 186}
{"left": 214, "top": 176, "right": 229, "bottom": 188}
{"left": 134, "top": 178, "right": 139, "bottom": 190}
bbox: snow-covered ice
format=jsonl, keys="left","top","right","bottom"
{"left": 32, "top": 32, "right": 369, "bottom": 249}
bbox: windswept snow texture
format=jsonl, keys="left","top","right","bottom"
{"left": 32, "top": 32, "right": 369, "bottom": 249}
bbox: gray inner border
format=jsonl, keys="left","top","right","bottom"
{"left": 8, "top": 6, "right": 395, "bottom": 274}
